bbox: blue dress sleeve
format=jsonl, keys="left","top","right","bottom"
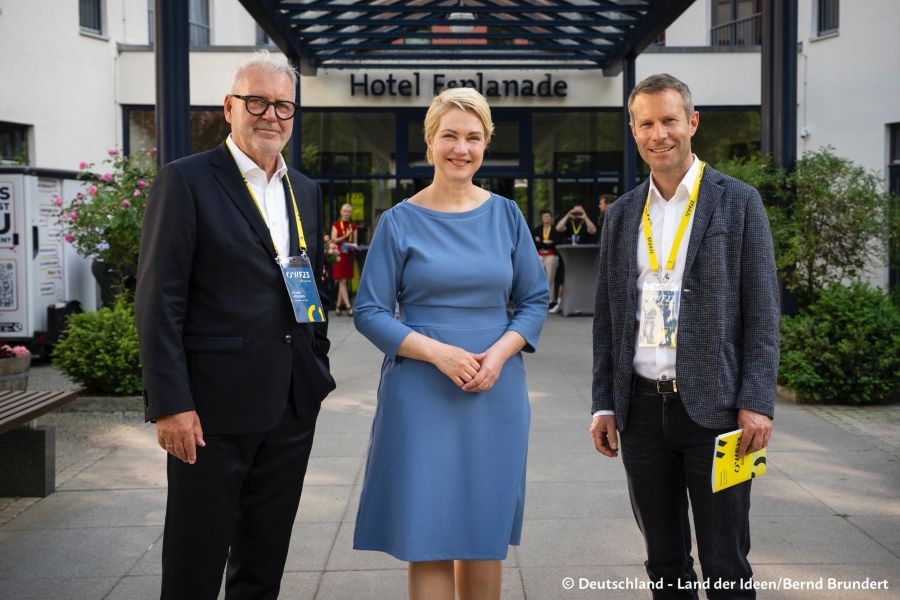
{"left": 506, "top": 202, "right": 550, "bottom": 352}
{"left": 353, "top": 210, "right": 415, "bottom": 359}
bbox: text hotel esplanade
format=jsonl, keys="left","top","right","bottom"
{"left": 350, "top": 72, "right": 568, "bottom": 98}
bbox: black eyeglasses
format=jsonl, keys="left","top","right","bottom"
{"left": 229, "top": 94, "right": 298, "bottom": 120}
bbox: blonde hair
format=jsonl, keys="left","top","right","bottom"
{"left": 340, "top": 203, "right": 352, "bottom": 212}
{"left": 423, "top": 88, "right": 494, "bottom": 165}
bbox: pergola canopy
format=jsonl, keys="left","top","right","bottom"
{"left": 238, "top": 0, "right": 695, "bottom": 74}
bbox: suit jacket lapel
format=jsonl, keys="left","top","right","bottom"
{"left": 211, "top": 143, "right": 279, "bottom": 263}
{"left": 284, "top": 171, "right": 315, "bottom": 256}
{"left": 624, "top": 179, "right": 650, "bottom": 320}
{"left": 683, "top": 167, "right": 725, "bottom": 276}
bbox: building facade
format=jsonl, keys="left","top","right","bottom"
{"left": 1, "top": 0, "right": 897, "bottom": 270}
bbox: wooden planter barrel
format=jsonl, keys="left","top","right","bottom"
{"left": 0, "top": 355, "right": 31, "bottom": 391}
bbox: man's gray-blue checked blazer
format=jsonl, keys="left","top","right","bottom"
{"left": 591, "top": 164, "right": 780, "bottom": 430}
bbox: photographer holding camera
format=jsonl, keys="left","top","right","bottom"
{"left": 549, "top": 204, "right": 598, "bottom": 313}
{"left": 555, "top": 204, "right": 597, "bottom": 245}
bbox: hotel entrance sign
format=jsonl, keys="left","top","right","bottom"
{"left": 350, "top": 72, "right": 568, "bottom": 98}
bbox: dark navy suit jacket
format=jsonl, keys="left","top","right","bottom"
{"left": 136, "top": 143, "right": 334, "bottom": 434}
{"left": 591, "top": 165, "right": 779, "bottom": 430}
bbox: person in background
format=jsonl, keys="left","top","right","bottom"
{"left": 597, "top": 193, "right": 615, "bottom": 231}
{"left": 352, "top": 87, "right": 548, "bottom": 600}
{"left": 533, "top": 209, "right": 561, "bottom": 310}
{"left": 330, "top": 202, "right": 358, "bottom": 316}
{"left": 549, "top": 204, "right": 598, "bottom": 313}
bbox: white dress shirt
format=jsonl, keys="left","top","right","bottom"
{"left": 225, "top": 135, "right": 291, "bottom": 260}
{"left": 593, "top": 155, "right": 702, "bottom": 419}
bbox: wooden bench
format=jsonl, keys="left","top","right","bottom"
{"left": 0, "top": 390, "right": 80, "bottom": 497}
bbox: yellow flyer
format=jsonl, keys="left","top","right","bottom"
{"left": 712, "top": 429, "right": 767, "bottom": 493}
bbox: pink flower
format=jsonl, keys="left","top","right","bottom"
{"left": 148, "top": 147, "right": 158, "bottom": 156}
{"left": 121, "top": 199, "right": 132, "bottom": 208}
{"left": 132, "top": 189, "right": 141, "bottom": 197}
{"left": 78, "top": 161, "right": 89, "bottom": 170}
{"left": 69, "top": 211, "right": 78, "bottom": 221}
{"left": 108, "top": 148, "right": 119, "bottom": 156}
{"left": 76, "top": 192, "right": 84, "bottom": 200}
{"left": 52, "top": 196, "right": 64, "bottom": 207}
{"left": 87, "top": 185, "right": 98, "bottom": 196}
{"left": 64, "top": 232, "right": 75, "bottom": 243}
{"left": 100, "top": 173, "right": 113, "bottom": 182}
{"left": 137, "top": 179, "right": 147, "bottom": 189}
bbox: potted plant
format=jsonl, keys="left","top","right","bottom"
{"left": 55, "top": 147, "right": 157, "bottom": 305}
{"left": 0, "top": 344, "right": 31, "bottom": 391}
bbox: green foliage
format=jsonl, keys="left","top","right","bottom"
{"left": 718, "top": 147, "right": 892, "bottom": 307}
{"left": 779, "top": 282, "right": 900, "bottom": 404}
{"left": 52, "top": 302, "right": 142, "bottom": 395}
{"left": 57, "top": 148, "right": 157, "bottom": 301}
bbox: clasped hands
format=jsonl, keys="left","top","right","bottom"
{"left": 433, "top": 343, "right": 505, "bottom": 393}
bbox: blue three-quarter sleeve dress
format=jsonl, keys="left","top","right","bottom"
{"left": 352, "top": 195, "right": 549, "bottom": 561}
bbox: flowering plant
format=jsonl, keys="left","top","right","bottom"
{"left": 56, "top": 148, "right": 157, "bottom": 297}
{"left": 324, "top": 235, "right": 340, "bottom": 265}
{"left": 0, "top": 344, "right": 31, "bottom": 359}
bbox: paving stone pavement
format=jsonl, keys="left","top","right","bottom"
{"left": 1, "top": 316, "right": 898, "bottom": 599}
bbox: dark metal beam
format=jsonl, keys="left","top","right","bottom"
{"left": 603, "top": 0, "right": 696, "bottom": 76}
{"left": 291, "top": 17, "right": 636, "bottom": 28}
{"left": 238, "top": 0, "right": 319, "bottom": 74}
{"left": 154, "top": 0, "right": 191, "bottom": 165}
{"left": 303, "top": 30, "right": 627, "bottom": 40}
{"left": 308, "top": 42, "right": 616, "bottom": 52}
{"left": 317, "top": 52, "right": 606, "bottom": 62}
{"left": 286, "top": 2, "right": 647, "bottom": 15}
{"left": 318, "top": 62, "right": 604, "bottom": 70}
{"left": 761, "top": 0, "right": 798, "bottom": 171}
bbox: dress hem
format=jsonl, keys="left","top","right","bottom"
{"left": 352, "top": 542, "right": 518, "bottom": 562}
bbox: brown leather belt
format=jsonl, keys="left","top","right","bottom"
{"left": 634, "top": 376, "right": 678, "bottom": 395}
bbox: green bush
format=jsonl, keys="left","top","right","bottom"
{"left": 52, "top": 301, "right": 142, "bottom": 395}
{"left": 718, "top": 148, "right": 893, "bottom": 308}
{"left": 779, "top": 282, "right": 900, "bottom": 404}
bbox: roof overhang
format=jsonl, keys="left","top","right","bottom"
{"left": 238, "top": 0, "right": 696, "bottom": 76}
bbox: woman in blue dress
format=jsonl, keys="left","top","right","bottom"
{"left": 353, "top": 87, "right": 549, "bottom": 599}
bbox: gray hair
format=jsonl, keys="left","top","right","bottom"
{"left": 627, "top": 73, "right": 694, "bottom": 123}
{"left": 230, "top": 49, "right": 298, "bottom": 93}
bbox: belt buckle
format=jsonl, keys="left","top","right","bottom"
{"left": 656, "top": 378, "right": 677, "bottom": 394}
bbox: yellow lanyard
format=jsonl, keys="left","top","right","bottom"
{"left": 571, "top": 220, "right": 584, "bottom": 236}
{"left": 641, "top": 161, "right": 705, "bottom": 277}
{"left": 542, "top": 225, "right": 551, "bottom": 241}
{"left": 227, "top": 146, "right": 307, "bottom": 259}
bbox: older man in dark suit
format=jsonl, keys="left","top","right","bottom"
{"left": 136, "top": 51, "right": 335, "bottom": 599}
{"left": 590, "top": 73, "right": 779, "bottom": 598}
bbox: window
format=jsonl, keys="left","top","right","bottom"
{"left": 711, "top": 0, "right": 762, "bottom": 47}
{"left": 79, "top": 0, "right": 103, "bottom": 35}
{"left": 817, "top": 0, "right": 839, "bottom": 35}
{"left": 189, "top": 0, "right": 210, "bottom": 46}
{"left": 302, "top": 112, "right": 396, "bottom": 175}
{"left": 126, "top": 108, "right": 230, "bottom": 156}
{"left": 0, "top": 122, "right": 29, "bottom": 164}
{"left": 690, "top": 109, "right": 760, "bottom": 167}
{"left": 147, "top": 0, "right": 210, "bottom": 46}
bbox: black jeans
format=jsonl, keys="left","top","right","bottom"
{"left": 621, "top": 388, "right": 754, "bottom": 599}
{"left": 160, "top": 398, "right": 319, "bottom": 600}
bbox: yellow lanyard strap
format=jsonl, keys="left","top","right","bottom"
{"left": 641, "top": 161, "right": 705, "bottom": 274}
{"left": 227, "top": 145, "right": 307, "bottom": 258}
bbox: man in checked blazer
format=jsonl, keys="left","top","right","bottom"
{"left": 590, "top": 74, "right": 779, "bottom": 598}
{"left": 136, "top": 52, "right": 334, "bottom": 598}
